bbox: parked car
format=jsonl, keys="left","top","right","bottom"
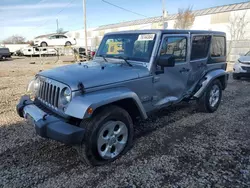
{"left": 0, "top": 46, "right": 11, "bottom": 60}
{"left": 21, "top": 47, "right": 57, "bottom": 56}
{"left": 13, "top": 49, "right": 24, "bottom": 56}
{"left": 34, "top": 34, "right": 76, "bottom": 47}
{"left": 78, "top": 47, "right": 96, "bottom": 59}
{"left": 17, "top": 30, "right": 228, "bottom": 166}
{"left": 2, "top": 44, "right": 29, "bottom": 55}
{"left": 233, "top": 51, "right": 250, "bottom": 79}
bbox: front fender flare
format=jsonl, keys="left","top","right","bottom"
{"left": 64, "top": 87, "right": 147, "bottom": 119}
{"left": 193, "top": 69, "right": 229, "bottom": 98}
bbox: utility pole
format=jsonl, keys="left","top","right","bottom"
{"left": 83, "top": 0, "right": 88, "bottom": 61}
{"left": 56, "top": 19, "right": 59, "bottom": 33}
{"left": 162, "top": 0, "right": 167, "bottom": 29}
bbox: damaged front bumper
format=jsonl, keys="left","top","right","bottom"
{"left": 16, "top": 95, "right": 84, "bottom": 145}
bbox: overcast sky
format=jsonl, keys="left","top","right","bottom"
{"left": 1, "top": 0, "right": 248, "bottom": 40}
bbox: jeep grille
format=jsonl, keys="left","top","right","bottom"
{"left": 37, "top": 78, "right": 64, "bottom": 109}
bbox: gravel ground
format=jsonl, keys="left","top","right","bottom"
{"left": 0, "top": 57, "right": 250, "bottom": 188}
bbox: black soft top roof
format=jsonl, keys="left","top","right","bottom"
{"left": 105, "top": 29, "right": 225, "bottom": 36}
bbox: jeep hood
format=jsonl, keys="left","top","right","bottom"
{"left": 38, "top": 60, "right": 150, "bottom": 90}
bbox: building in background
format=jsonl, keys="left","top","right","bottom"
{"left": 93, "top": 2, "right": 249, "bottom": 37}
{"left": 41, "top": 2, "right": 250, "bottom": 61}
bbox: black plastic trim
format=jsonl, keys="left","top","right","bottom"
{"left": 16, "top": 95, "right": 85, "bottom": 145}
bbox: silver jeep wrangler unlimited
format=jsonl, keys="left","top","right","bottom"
{"left": 17, "top": 30, "right": 228, "bottom": 166}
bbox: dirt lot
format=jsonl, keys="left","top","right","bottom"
{"left": 0, "top": 57, "right": 250, "bottom": 188}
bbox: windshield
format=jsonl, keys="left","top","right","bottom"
{"left": 245, "top": 51, "right": 250, "bottom": 56}
{"left": 96, "top": 33, "right": 156, "bottom": 62}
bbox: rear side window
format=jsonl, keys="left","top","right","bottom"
{"left": 211, "top": 36, "right": 225, "bottom": 57}
{"left": 191, "top": 36, "right": 211, "bottom": 60}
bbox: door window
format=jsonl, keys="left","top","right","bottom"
{"left": 191, "top": 36, "right": 211, "bottom": 60}
{"left": 211, "top": 36, "right": 225, "bottom": 57}
{"left": 49, "top": 35, "right": 56, "bottom": 39}
{"left": 160, "top": 37, "right": 187, "bottom": 63}
{"left": 59, "top": 35, "right": 67, "bottom": 39}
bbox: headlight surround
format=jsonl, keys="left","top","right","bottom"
{"left": 60, "top": 87, "right": 72, "bottom": 105}
{"left": 27, "top": 77, "right": 40, "bottom": 95}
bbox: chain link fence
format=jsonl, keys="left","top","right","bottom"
{"left": 22, "top": 46, "right": 94, "bottom": 64}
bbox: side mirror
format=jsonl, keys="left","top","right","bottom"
{"left": 157, "top": 54, "right": 175, "bottom": 67}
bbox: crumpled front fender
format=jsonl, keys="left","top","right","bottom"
{"left": 64, "top": 87, "right": 147, "bottom": 120}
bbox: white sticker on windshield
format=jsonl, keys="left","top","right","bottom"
{"left": 137, "top": 34, "right": 155, "bottom": 41}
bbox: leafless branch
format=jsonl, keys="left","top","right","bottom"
{"left": 174, "top": 6, "right": 195, "bottom": 29}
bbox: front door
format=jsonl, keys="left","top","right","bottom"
{"left": 153, "top": 34, "right": 190, "bottom": 107}
{"left": 48, "top": 35, "right": 61, "bottom": 46}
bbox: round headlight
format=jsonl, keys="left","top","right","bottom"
{"left": 34, "top": 79, "right": 40, "bottom": 91}
{"left": 61, "top": 87, "right": 71, "bottom": 105}
{"left": 27, "top": 77, "right": 40, "bottom": 94}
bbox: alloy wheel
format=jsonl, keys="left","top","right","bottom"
{"left": 97, "top": 121, "right": 128, "bottom": 159}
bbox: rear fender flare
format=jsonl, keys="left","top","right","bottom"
{"left": 193, "top": 69, "right": 229, "bottom": 98}
{"left": 64, "top": 87, "right": 147, "bottom": 119}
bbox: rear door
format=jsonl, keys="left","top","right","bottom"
{"left": 58, "top": 35, "right": 67, "bottom": 45}
{"left": 187, "top": 35, "right": 211, "bottom": 89}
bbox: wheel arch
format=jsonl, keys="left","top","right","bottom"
{"left": 92, "top": 98, "right": 143, "bottom": 122}
{"left": 193, "top": 69, "right": 229, "bottom": 98}
{"left": 40, "top": 41, "right": 47, "bottom": 46}
{"left": 65, "top": 41, "right": 72, "bottom": 46}
{"left": 64, "top": 88, "right": 148, "bottom": 120}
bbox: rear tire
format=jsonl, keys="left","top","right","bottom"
{"left": 41, "top": 42, "right": 47, "bottom": 47}
{"left": 65, "top": 41, "right": 72, "bottom": 46}
{"left": 76, "top": 105, "right": 134, "bottom": 166}
{"left": 197, "top": 79, "right": 222, "bottom": 113}
{"left": 233, "top": 73, "right": 241, "bottom": 80}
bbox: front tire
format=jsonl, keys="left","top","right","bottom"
{"left": 65, "top": 41, "right": 72, "bottom": 46}
{"left": 197, "top": 79, "right": 222, "bottom": 113}
{"left": 77, "top": 105, "right": 134, "bottom": 166}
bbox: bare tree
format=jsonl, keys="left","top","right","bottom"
{"left": 174, "top": 7, "right": 195, "bottom": 29}
{"left": 2, "top": 35, "right": 26, "bottom": 44}
{"left": 26, "top": 40, "right": 34, "bottom": 46}
{"left": 94, "top": 36, "right": 101, "bottom": 48}
{"left": 227, "top": 12, "right": 249, "bottom": 58}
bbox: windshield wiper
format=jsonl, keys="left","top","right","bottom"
{"left": 116, "top": 56, "right": 132, "bottom": 67}
{"left": 98, "top": 54, "right": 107, "bottom": 62}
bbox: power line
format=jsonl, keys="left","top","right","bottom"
{"left": 36, "top": 0, "right": 50, "bottom": 5}
{"left": 22, "top": 0, "right": 76, "bottom": 36}
{"left": 101, "top": 0, "right": 148, "bottom": 18}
